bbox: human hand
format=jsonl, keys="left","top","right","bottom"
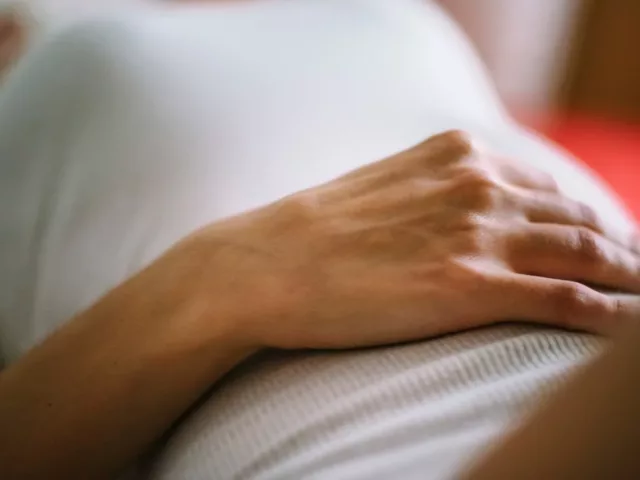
{"left": 189, "top": 131, "right": 640, "bottom": 350}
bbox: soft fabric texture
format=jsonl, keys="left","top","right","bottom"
{"left": 144, "top": 325, "right": 601, "bottom": 479}
{"left": 0, "top": 0, "right": 633, "bottom": 478}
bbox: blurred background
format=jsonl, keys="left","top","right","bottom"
{"left": 439, "top": 0, "right": 640, "bottom": 219}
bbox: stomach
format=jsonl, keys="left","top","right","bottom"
{"left": 145, "top": 325, "right": 602, "bottom": 480}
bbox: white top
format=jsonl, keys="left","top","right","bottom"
{"left": 0, "top": 1, "right": 632, "bottom": 478}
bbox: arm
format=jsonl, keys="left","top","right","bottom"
{"left": 463, "top": 314, "right": 640, "bottom": 479}
{"left": 0, "top": 234, "right": 259, "bottom": 479}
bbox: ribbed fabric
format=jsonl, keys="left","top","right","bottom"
{"left": 145, "top": 325, "right": 602, "bottom": 479}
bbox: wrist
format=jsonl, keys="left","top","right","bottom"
{"left": 128, "top": 237, "right": 262, "bottom": 366}
{"left": 0, "top": 231, "right": 262, "bottom": 480}
{"left": 182, "top": 213, "right": 310, "bottom": 350}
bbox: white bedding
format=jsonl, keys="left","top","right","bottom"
{"left": 0, "top": 1, "right": 633, "bottom": 477}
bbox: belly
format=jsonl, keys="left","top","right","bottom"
{"left": 145, "top": 325, "right": 603, "bottom": 479}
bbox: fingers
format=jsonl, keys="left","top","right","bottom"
{"left": 516, "top": 188, "right": 639, "bottom": 253}
{"left": 492, "top": 155, "right": 639, "bottom": 252}
{"left": 495, "top": 273, "right": 638, "bottom": 335}
{"left": 507, "top": 224, "right": 640, "bottom": 294}
{"left": 495, "top": 159, "right": 559, "bottom": 193}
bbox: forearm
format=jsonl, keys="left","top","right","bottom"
{"left": 463, "top": 318, "right": 640, "bottom": 479}
{"left": 0, "top": 238, "right": 257, "bottom": 480}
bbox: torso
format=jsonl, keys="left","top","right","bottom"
{"left": 0, "top": 1, "right": 632, "bottom": 478}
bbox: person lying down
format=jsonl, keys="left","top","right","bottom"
{"left": 1, "top": 1, "right": 640, "bottom": 479}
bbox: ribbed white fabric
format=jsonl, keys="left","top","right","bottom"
{"left": 143, "top": 326, "right": 602, "bottom": 479}
{"left": 0, "top": 1, "right": 633, "bottom": 478}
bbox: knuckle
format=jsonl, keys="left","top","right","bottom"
{"left": 573, "top": 227, "right": 605, "bottom": 263}
{"left": 541, "top": 171, "right": 560, "bottom": 191}
{"left": 438, "top": 130, "right": 477, "bottom": 157}
{"left": 456, "top": 167, "right": 503, "bottom": 210}
{"left": 418, "top": 130, "right": 478, "bottom": 166}
{"left": 551, "top": 282, "right": 595, "bottom": 321}
{"left": 277, "top": 192, "right": 318, "bottom": 230}
{"left": 454, "top": 215, "right": 491, "bottom": 251}
{"left": 456, "top": 212, "right": 484, "bottom": 231}
{"left": 576, "top": 201, "right": 599, "bottom": 229}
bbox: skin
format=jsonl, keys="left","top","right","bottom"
{"left": 2, "top": 131, "right": 640, "bottom": 478}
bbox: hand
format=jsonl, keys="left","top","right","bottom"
{"left": 189, "top": 130, "right": 640, "bottom": 349}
